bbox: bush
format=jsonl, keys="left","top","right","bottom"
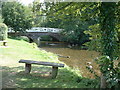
{"left": 18, "top": 36, "right": 30, "bottom": 42}
{"left": 0, "top": 23, "right": 8, "bottom": 41}
{"left": 95, "top": 56, "right": 120, "bottom": 88}
{"left": 9, "top": 36, "right": 30, "bottom": 42}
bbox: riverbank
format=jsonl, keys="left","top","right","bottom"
{"left": 39, "top": 41, "right": 100, "bottom": 78}
{"left": 0, "top": 38, "right": 99, "bottom": 88}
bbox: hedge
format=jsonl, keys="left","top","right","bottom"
{"left": 0, "top": 23, "right": 8, "bottom": 41}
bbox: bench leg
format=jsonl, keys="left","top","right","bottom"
{"left": 25, "top": 64, "right": 31, "bottom": 74}
{"left": 3, "top": 42, "right": 7, "bottom": 46}
{"left": 51, "top": 66, "right": 58, "bottom": 79}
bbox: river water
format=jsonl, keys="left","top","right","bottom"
{"left": 39, "top": 41, "right": 101, "bottom": 78}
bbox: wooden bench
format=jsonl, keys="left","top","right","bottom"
{"left": 19, "top": 59, "right": 64, "bottom": 79}
{"left": 0, "top": 40, "right": 7, "bottom": 46}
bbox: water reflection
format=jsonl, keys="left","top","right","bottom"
{"left": 39, "top": 41, "right": 100, "bottom": 78}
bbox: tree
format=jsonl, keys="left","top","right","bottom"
{"left": 30, "top": 0, "right": 46, "bottom": 27}
{"left": 84, "top": 2, "right": 119, "bottom": 88}
{"left": 0, "top": 1, "right": 3, "bottom": 23}
{"left": 40, "top": 2, "right": 95, "bottom": 45}
{"left": 2, "top": 1, "right": 33, "bottom": 32}
{"left": 98, "top": 2, "right": 119, "bottom": 88}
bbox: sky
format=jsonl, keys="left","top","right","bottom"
{"left": 18, "top": 0, "right": 44, "bottom": 6}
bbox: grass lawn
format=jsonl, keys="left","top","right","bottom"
{"left": 0, "top": 37, "right": 99, "bottom": 88}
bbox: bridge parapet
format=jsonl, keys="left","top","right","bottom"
{"left": 26, "top": 27, "right": 63, "bottom": 33}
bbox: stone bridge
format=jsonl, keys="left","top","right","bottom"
{"left": 8, "top": 32, "right": 62, "bottom": 44}
{"left": 8, "top": 27, "right": 63, "bottom": 46}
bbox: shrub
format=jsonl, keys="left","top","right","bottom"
{"left": 95, "top": 56, "right": 120, "bottom": 88}
{"left": 0, "top": 23, "right": 8, "bottom": 41}
{"left": 9, "top": 36, "right": 30, "bottom": 42}
{"left": 18, "top": 36, "right": 30, "bottom": 42}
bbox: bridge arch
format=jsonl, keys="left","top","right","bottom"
{"left": 27, "top": 36, "right": 34, "bottom": 43}
{"left": 40, "top": 35, "right": 59, "bottom": 41}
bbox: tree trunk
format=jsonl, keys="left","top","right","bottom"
{"left": 100, "top": 74, "right": 107, "bottom": 88}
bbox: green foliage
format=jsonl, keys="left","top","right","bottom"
{"left": 40, "top": 35, "right": 53, "bottom": 41}
{"left": 19, "top": 36, "right": 30, "bottom": 42}
{"left": 60, "top": 17, "right": 90, "bottom": 45}
{"left": 0, "top": 15, "right": 3, "bottom": 23}
{"left": 40, "top": 2, "right": 95, "bottom": 45}
{"left": 98, "top": 2, "right": 119, "bottom": 88}
{"left": 99, "top": 2, "right": 118, "bottom": 59}
{"left": 95, "top": 56, "right": 120, "bottom": 88}
{"left": 0, "top": 2, "right": 3, "bottom": 23}
{"left": 84, "top": 24, "right": 101, "bottom": 51}
{"left": 2, "top": 1, "right": 33, "bottom": 32}
{"left": 84, "top": 24, "right": 119, "bottom": 54}
{"left": 98, "top": 3, "right": 120, "bottom": 87}
{"left": 9, "top": 36, "right": 30, "bottom": 42}
{"left": 0, "top": 23, "right": 8, "bottom": 40}
{"left": 83, "top": 2, "right": 120, "bottom": 55}
{"left": 83, "top": 2, "right": 119, "bottom": 88}
{"left": 31, "top": 1, "right": 45, "bottom": 27}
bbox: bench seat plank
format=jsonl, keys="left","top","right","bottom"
{"left": 19, "top": 59, "right": 64, "bottom": 67}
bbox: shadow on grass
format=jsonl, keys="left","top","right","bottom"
{"left": 1, "top": 65, "right": 99, "bottom": 88}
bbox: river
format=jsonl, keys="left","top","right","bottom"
{"left": 39, "top": 41, "right": 101, "bottom": 78}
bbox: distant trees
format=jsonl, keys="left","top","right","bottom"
{"left": 2, "top": 1, "right": 33, "bottom": 32}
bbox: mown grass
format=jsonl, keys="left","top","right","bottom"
{"left": 0, "top": 37, "right": 60, "bottom": 67}
{"left": 0, "top": 37, "right": 99, "bottom": 88}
